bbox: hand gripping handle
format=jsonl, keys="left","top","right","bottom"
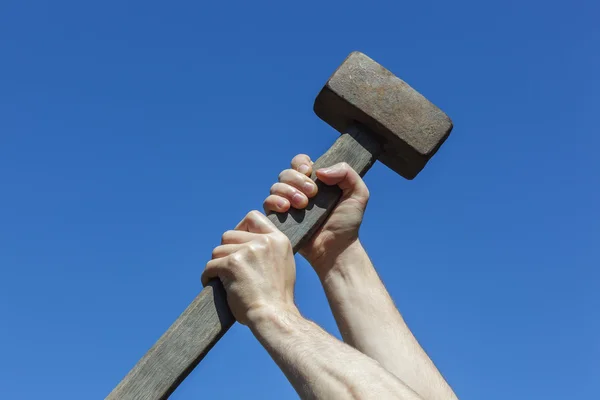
{"left": 107, "top": 125, "right": 381, "bottom": 400}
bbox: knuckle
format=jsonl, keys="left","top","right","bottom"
{"left": 204, "top": 259, "right": 219, "bottom": 274}
{"left": 271, "top": 183, "right": 291, "bottom": 195}
{"left": 249, "top": 210, "right": 262, "bottom": 219}
{"left": 244, "top": 210, "right": 260, "bottom": 224}
{"left": 229, "top": 252, "right": 243, "bottom": 265}
{"left": 248, "top": 241, "right": 264, "bottom": 254}
{"left": 221, "top": 230, "right": 233, "bottom": 244}
{"left": 295, "top": 154, "right": 311, "bottom": 164}
{"left": 263, "top": 197, "right": 281, "bottom": 212}
{"left": 271, "top": 232, "right": 286, "bottom": 245}
{"left": 294, "top": 170, "right": 308, "bottom": 180}
{"left": 278, "top": 169, "right": 293, "bottom": 181}
{"left": 254, "top": 235, "right": 273, "bottom": 252}
{"left": 260, "top": 234, "right": 271, "bottom": 246}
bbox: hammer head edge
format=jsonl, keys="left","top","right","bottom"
{"left": 313, "top": 51, "right": 452, "bottom": 179}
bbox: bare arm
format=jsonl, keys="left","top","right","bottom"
{"left": 315, "top": 240, "right": 457, "bottom": 400}
{"left": 202, "top": 211, "right": 422, "bottom": 400}
{"left": 264, "top": 155, "right": 457, "bottom": 400}
{"left": 249, "top": 305, "right": 422, "bottom": 400}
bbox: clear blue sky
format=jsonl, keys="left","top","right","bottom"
{"left": 0, "top": 1, "right": 597, "bottom": 399}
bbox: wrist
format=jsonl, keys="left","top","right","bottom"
{"left": 312, "top": 239, "right": 370, "bottom": 281}
{"left": 246, "top": 302, "right": 301, "bottom": 332}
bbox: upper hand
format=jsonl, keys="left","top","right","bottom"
{"left": 263, "top": 154, "right": 369, "bottom": 276}
{"left": 202, "top": 211, "right": 298, "bottom": 326}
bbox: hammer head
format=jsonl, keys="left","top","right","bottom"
{"left": 314, "top": 52, "right": 452, "bottom": 179}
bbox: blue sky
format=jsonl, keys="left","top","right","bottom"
{"left": 0, "top": 1, "right": 598, "bottom": 399}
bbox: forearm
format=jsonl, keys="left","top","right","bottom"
{"left": 315, "top": 240, "right": 457, "bottom": 400}
{"left": 248, "top": 305, "right": 422, "bottom": 400}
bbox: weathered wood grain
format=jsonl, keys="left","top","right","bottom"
{"left": 268, "top": 124, "right": 382, "bottom": 252}
{"left": 106, "top": 124, "right": 381, "bottom": 400}
{"left": 107, "top": 281, "right": 233, "bottom": 400}
{"left": 314, "top": 51, "right": 452, "bottom": 179}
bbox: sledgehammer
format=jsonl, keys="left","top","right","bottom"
{"left": 107, "top": 51, "right": 453, "bottom": 400}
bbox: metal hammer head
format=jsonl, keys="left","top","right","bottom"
{"left": 314, "top": 52, "right": 452, "bottom": 179}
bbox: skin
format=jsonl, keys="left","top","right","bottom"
{"left": 203, "top": 155, "right": 457, "bottom": 399}
{"left": 202, "top": 211, "right": 421, "bottom": 399}
{"left": 264, "top": 155, "right": 458, "bottom": 400}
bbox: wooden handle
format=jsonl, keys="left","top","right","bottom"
{"left": 268, "top": 125, "right": 381, "bottom": 252}
{"left": 107, "top": 125, "right": 381, "bottom": 400}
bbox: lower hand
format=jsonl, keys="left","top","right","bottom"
{"left": 202, "top": 211, "right": 298, "bottom": 326}
{"left": 263, "top": 154, "right": 370, "bottom": 277}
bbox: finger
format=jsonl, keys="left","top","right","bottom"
{"left": 263, "top": 194, "right": 290, "bottom": 213}
{"left": 270, "top": 182, "right": 309, "bottom": 208}
{"left": 221, "top": 230, "right": 257, "bottom": 245}
{"left": 316, "top": 163, "right": 370, "bottom": 205}
{"left": 278, "top": 169, "right": 318, "bottom": 197}
{"left": 291, "top": 154, "right": 313, "bottom": 176}
{"left": 201, "top": 258, "right": 227, "bottom": 286}
{"left": 235, "top": 210, "right": 277, "bottom": 234}
{"left": 211, "top": 244, "right": 244, "bottom": 259}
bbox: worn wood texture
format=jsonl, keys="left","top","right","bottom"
{"left": 107, "top": 125, "right": 382, "bottom": 400}
{"left": 314, "top": 51, "right": 452, "bottom": 179}
{"left": 107, "top": 280, "right": 233, "bottom": 400}
{"left": 268, "top": 125, "right": 382, "bottom": 252}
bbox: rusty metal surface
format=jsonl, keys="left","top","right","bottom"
{"left": 314, "top": 52, "right": 452, "bottom": 179}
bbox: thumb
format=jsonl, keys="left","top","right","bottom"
{"left": 315, "top": 163, "right": 370, "bottom": 206}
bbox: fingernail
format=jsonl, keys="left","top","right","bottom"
{"left": 292, "top": 193, "right": 304, "bottom": 205}
{"left": 304, "top": 182, "right": 315, "bottom": 194}
{"left": 298, "top": 164, "right": 310, "bottom": 174}
{"left": 277, "top": 198, "right": 287, "bottom": 209}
